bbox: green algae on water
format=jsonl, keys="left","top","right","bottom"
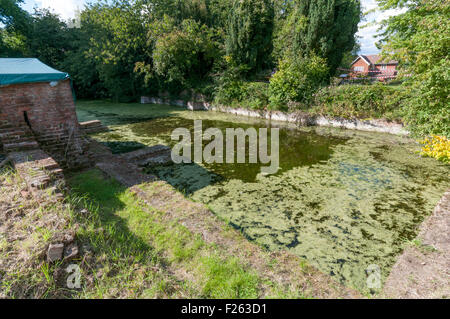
{"left": 76, "top": 100, "right": 450, "bottom": 292}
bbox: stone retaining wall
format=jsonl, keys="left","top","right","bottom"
{"left": 141, "top": 96, "right": 409, "bottom": 135}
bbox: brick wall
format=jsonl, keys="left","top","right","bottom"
{"left": 351, "top": 58, "right": 369, "bottom": 74}
{"left": 0, "top": 80, "right": 89, "bottom": 168}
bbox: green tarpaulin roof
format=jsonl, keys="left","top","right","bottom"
{"left": 0, "top": 58, "right": 69, "bottom": 85}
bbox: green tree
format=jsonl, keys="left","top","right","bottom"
{"left": 377, "top": 0, "right": 450, "bottom": 136}
{"left": 0, "top": 0, "right": 31, "bottom": 56}
{"left": 225, "top": 0, "right": 275, "bottom": 75}
{"left": 0, "top": 0, "right": 30, "bottom": 33}
{"left": 269, "top": 54, "right": 329, "bottom": 110}
{"left": 71, "top": 1, "right": 150, "bottom": 101}
{"left": 151, "top": 19, "right": 220, "bottom": 88}
{"left": 28, "top": 9, "right": 76, "bottom": 68}
{"left": 273, "top": 0, "right": 361, "bottom": 74}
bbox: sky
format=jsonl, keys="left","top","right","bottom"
{"left": 21, "top": 0, "right": 405, "bottom": 55}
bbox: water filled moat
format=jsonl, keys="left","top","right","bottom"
{"left": 77, "top": 101, "right": 450, "bottom": 291}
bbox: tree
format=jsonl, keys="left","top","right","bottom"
{"left": 0, "top": 0, "right": 31, "bottom": 56}
{"left": 269, "top": 54, "right": 329, "bottom": 109}
{"left": 0, "top": 0, "right": 30, "bottom": 33}
{"left": 28, "top": 9, "right": 76, "bottom": 68}
{"left": 377, "top": 0, "right": 450, "bottom": 136}
{"left": 150, "top": 18, "right": 220, "bottom": 88}
{"left": 225, "top": 0, "right": 275, "bottom": 75}
{"left": 70, "top": 1, "right": 150, "bottom": 101}
{"left": 273, "top": 0, "right": 361, "bottom": 74}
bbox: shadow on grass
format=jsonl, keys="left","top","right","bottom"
{"left": 144, "top": 162, "right": 224, "bottom": 197}
{"left": 68, "top": 169, "right": 262, "bottom": 299}
{"left": 69, "top": 170, "right": 153, "bottom": 259}
{"left": 100, "top": 141, "right": 147, "bottom": 154}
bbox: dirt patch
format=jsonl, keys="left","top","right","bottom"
{"left": 0, "top": 167, "right": 74, "bottom": 298}
{"left": 384, "top": 190, "right": 450, "bottom": 299}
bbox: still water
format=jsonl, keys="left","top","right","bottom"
{"left": 77, "top": 101, "right": 449, "bottom": 291}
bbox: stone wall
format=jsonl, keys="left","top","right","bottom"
{"left": 210, "top": 106, "right": 409, "bottom": 136}
{"left": 0, "top": 80, "right": 89, "bottom": 168}
{"left": 140, "top": 96, "right": 409, "bottom": 136}
{"left": 141, "top": 96, "right": 210, "bottom": 111}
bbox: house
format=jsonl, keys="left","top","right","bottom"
{"left": 0, "top": 58, "right": 89, "bottom": 168}
{"left": 350, "top": 54, "right": 398, "bottom": 81}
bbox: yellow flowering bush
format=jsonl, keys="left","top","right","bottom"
{"left": 420, "top": 135, "right": 450, "bottom": 164}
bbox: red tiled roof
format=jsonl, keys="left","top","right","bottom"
{"left": 353, "top": 54, "right": 398, "bottom": 66}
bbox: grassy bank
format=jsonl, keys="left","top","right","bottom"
{"left": 1, "top": 167, "right": 357, "bottom": 298}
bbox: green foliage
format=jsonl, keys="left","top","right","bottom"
{"left": 225, "top": 0, "right": 274, "bottom": 75}
{"left": 28, "top": 9, "right": 76, "bottom": 68}
{"left": 273, "top": 0, "right": 361, "bottom": 74}
{"left": 0, "top": 28, "right": 27, "bottom": 56}
{"left": 0, "top": 0, "right": 362, "bottom": 105}
{"left": 148, "top": 18, "right": 221, "bottom": 88}
{"left": 377, "top": 0, "right": 450, "bottom": 137}
{"left": 0, "top": 0, "right": 31, "bottom": 56}
{"left": 68, "top": 2, "right": 150, "bottom": 101}
{"left": 269, "top": 55, "right": 329, "bottom": 110}
{"left": 0, "top": 0, "right": 30, "bottom": 33}
{"left": 311, "top": 83, "right": 405, "bottom": 120}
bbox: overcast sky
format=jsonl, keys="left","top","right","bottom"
{"left": 21, "top": 0, "right": 405, "bottom": 55}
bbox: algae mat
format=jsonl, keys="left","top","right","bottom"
{"left": 77, "top": 101, "right": 450, "bottom": 292}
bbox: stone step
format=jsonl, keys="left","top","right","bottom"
{"left": 0, "top": 136, "right": 36, "bottom": 144}
{"left": 96, "top": 156, "right": 156, "bottom": 188}
{"left": 40, "top": 161, "right": 60, "bottom": 171}
{"left": 0, "top": 130, "right": 26, "bottom": 137}
{"left": 79, "top": 120, "right": 109, "bottom": 134}
{"left": 48, "top": 168, "right": 64, "bottom": 178}
{"left": 4, "top": 141, "right": 39, "bottom": 152}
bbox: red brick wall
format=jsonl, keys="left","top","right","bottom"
{"left": 0, "top": 80, "right": 89, "bottom": 168}
{"left": 351, "top": 58, "right": 369, "bottom": 74}
{"left": 373, "top": 64, "right": 397, "bottom": 74}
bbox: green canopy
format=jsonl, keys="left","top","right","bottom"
{"left": 0, "top": 58, "right": 69, "bottom": 85}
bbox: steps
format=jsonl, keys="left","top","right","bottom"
{"left": 119, "top": 145, "right": 173, "bottom": 167}
{"left": 0, "top": 123, "right": 40, "bottom": 152}
{"left": 96, "top": 155, "right": 156, "bottom": 188}
{"left": 8, "top": 150, "right": 65, "bottom": 194}
{"left": 79, "top": 120, "right": 109, "bottom": 134}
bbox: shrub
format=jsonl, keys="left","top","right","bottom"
{"left": 419, "top": 135, "right": 450, "bottom": 164}
{"left": 311, "top": 83, "right": 405, "bottom": 120}
{"left": 214, "top": 63, "right": 250, "bottom": 105}
{"left": 214, "top": 80, "right": 269, "bottom": 110}
{"left": 401, "top": 59, "right": 450, "bottom": 138}
{"left": 241, "top": 82, "right": 270, "bottom": 110}
{"left": 268, "top": 55, "right": 329, "bottom": 111}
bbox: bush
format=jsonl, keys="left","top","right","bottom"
{"left": 241, "top": 82, "right": 270, "bottom": 110}
{"left": 311, "top": 83, "right": 405, "bottom": 120}
{"left": 214, "top": 80, "right": 269, "bottom": 110}
{"left": 420, "top": 135, "right": 450, "bottom": 164}
{"left": 268, "top": 55, "right": 329, "bottom": 111}
{"left": 401, "top": 59, "right": 450, "bottom": 137}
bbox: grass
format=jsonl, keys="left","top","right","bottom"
{"left": 1, "top": 163, "right": 357, "bottom": 299}
{"left": 0, "top": 165, "right": 271, "bottom": 298}
{"left": 68, "top": 170, "right": 263, "bottom": 299}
